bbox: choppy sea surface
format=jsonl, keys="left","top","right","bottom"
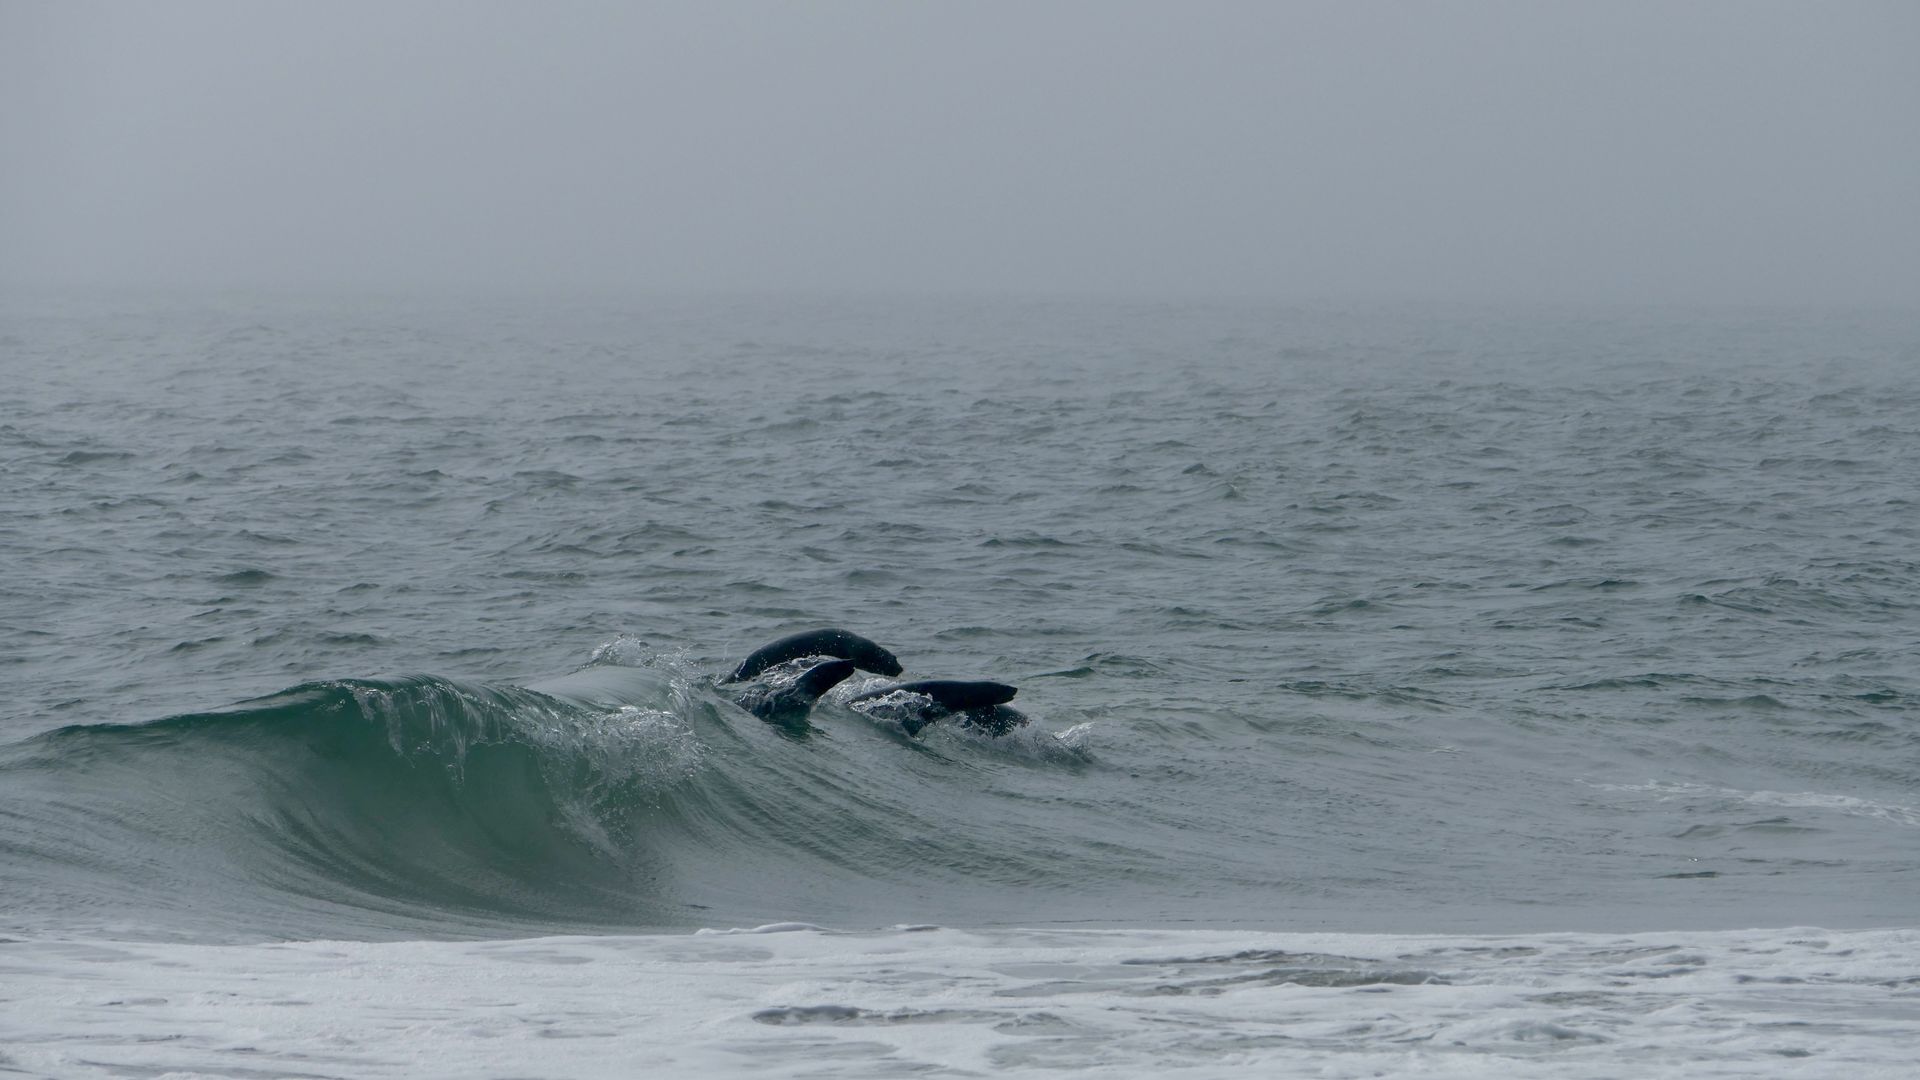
{"left": 2, "top": 291, "right": 1916, "bottom": 1076}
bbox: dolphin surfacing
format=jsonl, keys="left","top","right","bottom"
{"left": 733, "top": 658, "right": 857, "bottom": 732}
{"left": 726, "top": 629, "right": 1026, "bottom": 737}
{"left": 846, "top": 680, "right": 1017, "bottom": 711}
{"left": 726, "top": 628, "right": 902, "bottom": 682}
{"left": 846, "top": 679, "right": 1025, "bottom": 736}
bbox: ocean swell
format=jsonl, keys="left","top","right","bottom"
{"left": 0, "top": 656, "right": 1099, "bottom": 941}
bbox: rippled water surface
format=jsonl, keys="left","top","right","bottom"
{"left": 3, "top": 292, "right": 1917, "bottom": 941}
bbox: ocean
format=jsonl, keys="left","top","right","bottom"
{"left": 2, "top": 291, "right": 1916, "bottom": 1076}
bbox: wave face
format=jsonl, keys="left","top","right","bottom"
{"left": 0, "top": 660, "right": 1114, "bottom": 939}
{"left": 1, "top": 672, "right": 686, "bottom": 937}
{"left": 4, "top": 294, "right": 1920, "bottom": 942}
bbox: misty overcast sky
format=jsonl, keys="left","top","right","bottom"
{"left": 3, "top": 1, "right": 1916, "bottom": 304}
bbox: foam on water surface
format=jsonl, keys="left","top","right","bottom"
{"left": 3, "top": 925, "right": 1916, "bottom": 1079}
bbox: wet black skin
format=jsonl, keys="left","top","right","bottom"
{"left": 726, "top": 629, "right": 902, "bottom": 683}
{"left": 845, "top": 680, "right": 1017, "bottom": 711}
{"left": 728, "top": 631, "right": 1024, "bottom": 737}
{"left": 732, "top": 659, "right": 857, "bottom": 733}
{"left": 844, "top": 680, "right": 1026, "bottom": 737}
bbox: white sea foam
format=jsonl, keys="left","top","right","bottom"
{"left": 1593, "top": 781, "right": 1920, "bottom": 828}
{"left": 3, "top": 925, "right": 1915, "bottom": 1078}
{"left": 586, "top": 634, "right": 655, "bottom": 668}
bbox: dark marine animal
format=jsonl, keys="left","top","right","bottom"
{"left": 845, "top": 679, "right": 1027, "bottom": 737}
{"left": 727, "top": 628, "right": 902, "bottom": 682}
{"left": 726, "top": 629, "right": 1025, "bottom": 737}
{"left": 731, "top": 659, "right": 856, "bottom": 732}
{"left": 846, "top": 679, "right": 1017, "bottom": 711}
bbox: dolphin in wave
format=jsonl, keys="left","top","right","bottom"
{"left": 724, "top": 628, "right": 1026, "bottom": 737}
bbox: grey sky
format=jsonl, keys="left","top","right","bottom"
{"left": 4, "top": 1, "right": 1915, "bottom": 304}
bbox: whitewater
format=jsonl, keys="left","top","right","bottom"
{"left": 2, "top": 292, "right": 1917, "bottom": 1076}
